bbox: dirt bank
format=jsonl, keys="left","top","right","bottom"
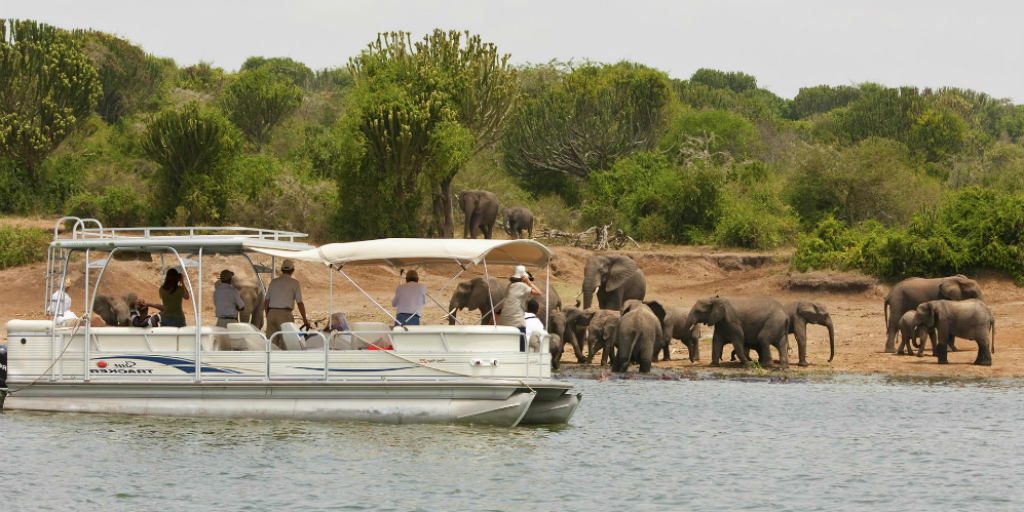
{"left": 2, "top": 243, "right": 1021, "bottom": 380}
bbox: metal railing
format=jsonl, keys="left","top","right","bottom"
{"left": 19, "top": 327, "right": 549, "bottom": 383}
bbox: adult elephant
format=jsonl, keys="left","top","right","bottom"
{"left": 447, "top": 277, "right": 561, "bottom": 325}
{"left": 93, "top": 294, "right": 132, "bottom": 326}
{"left": 784, "top": 301, "right": 835, "bottom": 366}
{"left": 502, "top": 206, "right": 534, "bottom": 239}
{"left": 612, "top": 300, "right": 664, "bottom": 373}
{"left": 232, "top": 275, "right": 264, "bottom": 328}
{"left": 883, "top": 275, "right": 983, "bottom": 353}
{"left": 459, "top": 190, "right": 499, "bottom": 239}
{"left": 914, "top": 299, "right": 994, "bottom": 366}
{"left": 687, "top": 296, "right": 790, "bottom": 369}
{"left": 581, "top": 254, "right": 646, "bottom": 311}
{"left": 661, "top": 306, "right": 701, "bottom": 363}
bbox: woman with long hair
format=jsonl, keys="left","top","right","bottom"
{"left": 159, "top": 268, "right": 190, "bottom": 327}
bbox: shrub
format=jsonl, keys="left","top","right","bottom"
{"left": 0, "top": 226, "right": 50, "bottom": 269}
{"left": 659, "top": 108, "right": 760, "bottom": 163}
{"left": 66, "top": 185, "right": 149, "bottom": 227}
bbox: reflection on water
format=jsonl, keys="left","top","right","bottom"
{"left": 2, "top": 379, "right": 1022, "bottom": 511}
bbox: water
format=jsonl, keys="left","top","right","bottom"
{"left": 1, "top": 379, "right": 1021, "bottom": 511}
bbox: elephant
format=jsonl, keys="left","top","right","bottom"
{"left": 546, "top": 310, "right": 570, "bottom": 369}
{"left": 914, "top": 299, "right": 994, "bottom": 366}
{"left": 232, "top": 275, "right": 265, "bottom": 328}
{"left": 784, "top": 301, "right": 835, "bottom": 366}
{"left": 459, "top": 190, "right": 499, "bottom": 239}
{"left": 581, "top": 254, "right": 647, "bottom": 311}
{"left": 556, "top": 306, "right": 590, "bottom": 365}
{"left": 896, "top": 310, "right": 934, "bottom": 357}
{"left": 502, "top": 206, "right": 534, "bottom": 239}
{"left": 883, "top": 275, "right": 983, "bottom": 353}
{"left": 447, "top": 277, "right": 561, "bottom": 326}
{"left": 661, "top": 306, "right": 701, "bottom": 363}
{"left": 612, "top": 300, "right": 664, "bottom": 373}
{"left": 92, "top": 294, "right": 132, "bottom": 326}
{"left": 586, "top": 309, "right": 621, "bottom": 365}
{"left": 688, "top": 297, "right": 790, "bottom": 369}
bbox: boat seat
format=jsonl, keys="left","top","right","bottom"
{"left": 218, "top": 323, "right": 267, "bottom": 351}
{"left": 390, "top": 325, "right": 521, "bottom": 352}
{"left": 278, "top": 322, "right": 305, "bottom": 351}
{"left": 350, "top": 321, "right": 392, "bottom": 349}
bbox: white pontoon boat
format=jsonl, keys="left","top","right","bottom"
{"left": 0, "top": 218, "right": 580, "bottom": 427}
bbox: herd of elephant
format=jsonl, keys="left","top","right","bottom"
{"left": 449, "top": 256, "right": 998, "bottom": 372}
{"left": 447, "top": 253, "right": 836, "bottom": 373}
{"left": 458, "top": 189, "right": 534, "bottom": 239}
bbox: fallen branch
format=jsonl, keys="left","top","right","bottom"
{"left": 538, "top": 224, "right": 640, "bottom": 250}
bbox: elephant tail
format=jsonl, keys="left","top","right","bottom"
{"left": 990, "top": 319, "right": 996, "bottom": 354}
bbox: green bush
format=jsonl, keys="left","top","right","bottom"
{"left": 659, "top": 108, "right": 761, "bottom": 163}
{"left": 0, "top": 226, "right": 50, "bottom": 269}
{"left": 66, "top": 185, "right": 149, "bottom": 227}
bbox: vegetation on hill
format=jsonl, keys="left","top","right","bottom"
{"left": 3, "top": 19, "right": 1024, "bottom": 281}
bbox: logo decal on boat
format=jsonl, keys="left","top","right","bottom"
{"left": 91, "top": 356, "right": 242, "bottom": 374}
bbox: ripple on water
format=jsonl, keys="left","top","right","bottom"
{"left": 1, "top": 379, "right": 1022, "bottom": 511}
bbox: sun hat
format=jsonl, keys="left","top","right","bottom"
{"left": 512, "top": 265, "right": 528, "bottom": 279}
{"left": 281, "top": 259, "right": 295, "bottom": 271}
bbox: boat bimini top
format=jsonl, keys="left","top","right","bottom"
{"left": 251, "top": 238, "right": 551, "bottom": 268}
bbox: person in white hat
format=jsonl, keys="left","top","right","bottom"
{"left": 213, "top": 269, "right": 246, "bottom": 327}
{"left": 500, "top": 264, "right": 541, "bottom": 350}
{"left": 263, "top": 259, "right": 310, "bottom": 346}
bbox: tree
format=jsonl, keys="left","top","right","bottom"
{"left": 908, "top": 108, "right": 968, "bottom": 162}
{"left": 789, "top": 85, "right": 862, "bottom": 119}
{"left": 659, "top": 108, "right": 760, "bottom": 163}
{"left": 502, "top": 62, "right": 673, "bottom": 193}
{"left": 220, "top": 68, "right": 303, "bottom": 149}
{"left": 73, "top": 30, "right": 170, "bottom": 123}
{"left": 830, "top": 84, "right": 924, "bottom": 144}
{"left": 141, "top": 102, "right": 241, "bottom": 223}
{"left": 690, "top": 68, "right": 758, "bottom": 93}
{"left": 241, "top": 56, "right": 314, "bottom": 87}
{"left": 0, "top": 19, "right": 100, "bottom": 180}
{"left": 347, "top": 30, "right": 518, "bottom": 237}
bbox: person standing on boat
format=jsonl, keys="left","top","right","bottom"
{"left": 500, "top": 265, "right": 541, "bottom": 351}
{"left": 47, "top": 277, "right": 78, "bottom": 325}
{"left": 392, "top": 269, "right": 426, "bottom": 326}
{"left": 159, "top": 268, "right": 190, "bottom": 327}
{"left": 213, "top": 269, "right": 246, "bottom": 327}
{"left": 264, "top": 259, "right": 310, "bottom": 346}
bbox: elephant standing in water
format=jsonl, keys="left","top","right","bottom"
{"left": 612, "top": 300, "right": 665, "bottom": 373}
{"left": 883, "top": 275, "right": 983, "bottom": 353}
{"left": 502, "top": 206, "right": 534, "bottom": 239}
{"left": 784, "top": 301, "right": 835, "bottom": 366}
{"left": 914, "top": 299, "right": 995, "bottom": 366}
{"left": 459, "top": 190, "right": 499, "bottom": 239}
{"left": 448, "top": 277, "right": 561, "bottom": 326}
{"left": 581, "top": 254, "right": 646, "bottom": 311}
{"left": 688, "top": 296, "right": 790, "bottom": 369}
{"left": 661, "top": 305, "right": 701, "bottom": 362}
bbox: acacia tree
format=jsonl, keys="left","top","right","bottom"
{"left": 0, "top": 19, "right": 100, "bottom": 180}
{"left": 141, "top": 102, "right": 241, "bottom": 223}
{"left": 349, "top": 30, "right": 518, "bottom": 237}
{"left": 221, "top": 68, "right": 303, "bottom": 149}
{"left": 501, "top": 62, "right": 673, "bottom": 191}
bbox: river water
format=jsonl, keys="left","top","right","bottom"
{"left": 1, "top": 378, "right": 1021, "bottom": 511}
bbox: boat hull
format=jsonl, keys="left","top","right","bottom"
{"left": 1, "top": 380, "right": 575, "bottom": 427}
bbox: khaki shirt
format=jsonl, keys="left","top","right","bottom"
{"left": 500, "top": 282, "right": 532, "bottom": 328}
{"left": 266, "top": 275, "right": 303, "bottom": 309}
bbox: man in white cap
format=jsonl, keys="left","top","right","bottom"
{"left": 263, "top": 259, "right": 310, "bottom": 347}
{"left": 500, "top": 264, "right": 541, "bottom": 351}
{"left": 213, "top": 269, "right": 246, "bottom": 327}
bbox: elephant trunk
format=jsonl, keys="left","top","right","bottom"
{"left": 826, "top": 319, "right": 835, "bottom": 363}
{"left": 582, "top": 276, "right": 597, "bottom": 310}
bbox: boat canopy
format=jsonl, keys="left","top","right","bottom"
{"left": 51, "top": 226, "right": 314, "bottom": 255}
{"left": 252, "top": 238, "right": 552, "bottom": 268}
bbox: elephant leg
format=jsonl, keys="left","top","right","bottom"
{"left": 793, "top": 323, "right": 809, "bottom": 366}
{"left": 948, "top": 338, "right": 959, "bottom": 352}
{"left": 885, "top": 315, "right": 898, "bottom": 353}
{"left": 917, "top": 329, "right": 936, "bottom": 357}
{"left": 974, "top": 337, "right": 993, "bottom": 366}
{"left": 710, "top": 331, "right": 724, "bottom": 367}
{"left": 662, "top": 339, "right": 671, "bottom": 361}
{"left": 689, "top": 340, "right": 700, "bottom": 362}
{"left": 567, "top": 335, "right": 585, "bottom": 364}
{"left": 935, "top": 333, "right": 951, "bottom": 364}
{"left": 775, "top": 334, "right": 790, "bottom": 369}
{"left": 756, "top": 343, "right": 772, "bottom": 367}
{"left": 639, "top": 354, "right": 652, "bottom": 373}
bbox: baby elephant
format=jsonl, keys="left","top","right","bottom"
{"left": 612, "top": 300, "right": 664, "bottom": 373}
{"left": 502, "top": 206, "right": 534, "bottom": 239}
{"left": 895, "top": 310, "right": 933, "bottom": 356}
{"left": 914, "top": 299, "right": 995, "bottom": 366}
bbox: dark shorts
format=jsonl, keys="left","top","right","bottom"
{"left": 395, "top": 313, "right": 420, "bottom": 326}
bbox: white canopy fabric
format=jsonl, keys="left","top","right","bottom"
{"left": 252, "top": 238, "right": 552, "bottom": 268}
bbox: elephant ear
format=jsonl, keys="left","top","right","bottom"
{"left": 938, "top": 280, "right": 961, "bottom": 300}
{"left": 708, "top": 298, "right": 728, "bottom": 325}
{"left": 797, "top": 302, "right": 817, "bottom": 318}
{"left": 605, "top": 257, "right": 638, "bottom": 292}
{"left": 644, "top": 300, "right": 667, "bottom": 324}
